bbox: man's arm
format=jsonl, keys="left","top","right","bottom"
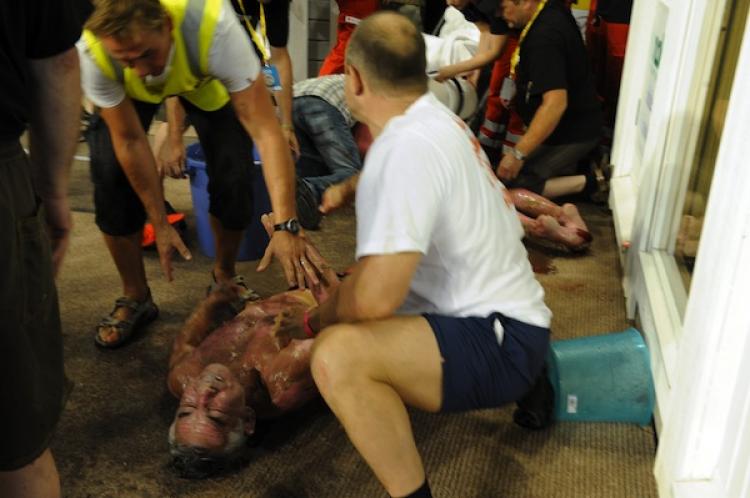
{"left": 311, "top": 251, "right": 422, "bottom": 332}
{"left": 230, "top": 79, "right": 313, "bottom": 289}
{"left": 320, "top": 172, "right": 360, "bottom": 213}
{"left": 270, "top": 45, "right": 299, "bottom": 156}
{"left": 156, "top": 97, "right": 188, "bottom": 179}
{"left": 27, "top": 47, "right": 81, "bottom": 277}
{"left": 99, "top": 98, "right": 191, "bottom": 279}
{"left": 436, "top": 31, "right": 507, "bottom": 82}
{"left": 272, "top": 250, "right": 421, "bottom": 348}
{"left": 497, "top": 88, "right": 567, "bottom": 180}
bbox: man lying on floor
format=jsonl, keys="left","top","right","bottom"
{"left": 166, "top": 219, "right": 339, "bottom": 477}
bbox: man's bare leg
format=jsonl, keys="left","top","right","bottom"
{"left": 512, "top": 189, "right": 591, "bottom": 250}
{"left": 209, "top": 215, "right": 243, "bottom": 284}
{"left": 511, "top": 189, "right": 564, "bottom": 218}
{"left": 541, "top": 175, "right": 586, "bottom": 199}
{"left": 311, "top": 316, "right": 443, "bottom": 497}
{"left": 0, "top": 449, "right": 60, "bottom": 498}
{"left": 98, "top": 232, "right": 150, "bottom": 342}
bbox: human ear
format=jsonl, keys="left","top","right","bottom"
{"left": 346, "top": 64, "right": 365, "bottom": 97}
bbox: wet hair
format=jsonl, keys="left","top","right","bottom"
{"left": 168, "top": 420, "right": 247, "bottom": 479}
{"left": 86, "top": 0, "right": 168, "bottom": 39}
{"left": 345, "top": 11, "right": 428, "bottom": 96}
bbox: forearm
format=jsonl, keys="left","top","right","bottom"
{"left": 270, "top": 46, "right": 294, "bottom": 130}
{"left": 310, "top": 277, "right": 372, "bottom": 333}
{"left": 516, "top": 90, "right": 567, "bottom": 156}
{"left": 310, "top": 255, "right": 414, "bottom": 332}
{"left": 27, "top": 48, "right": 81, "bottom": 202}
{"left": 438, "top": 53, "right": 493, "bottom": 78}
{"left": 232, "top": 84, "right": 296, "bottom": 221}
{"left": 111, "top": 133, "right": 168, "bottom": 225}
{"left": 437, "top": 33, "right": 505, "bottom": 79}
{"left": 169, "top": 300, "right": 221, "bottom": 368}
{"left": 165, "top": 97, "right": 187, "bottom": 141}
{"left": 340, "top": 173, "right": 360, "bottom": 203}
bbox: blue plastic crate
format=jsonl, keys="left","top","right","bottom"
{"left": 185, "top": 142, "right": 270, "bottom": 261}
{"left": 547, "top": 327, "right": 655, "bottom": 425}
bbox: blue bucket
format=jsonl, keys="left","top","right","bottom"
{"left": 547, "top": 327, "right": 654, "bottom": 425}
{"left": 185, "top": 143, "right": 270, "bottom": 261}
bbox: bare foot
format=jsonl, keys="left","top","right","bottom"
{"left": 537, "top": 215, "right": 591, "bottom": 251}
{"left": 559, "top": 204, "right": 592, "bottom": 244}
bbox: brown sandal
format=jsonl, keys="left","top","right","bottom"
{"left": 94, "top": 291, "right": 159, "bottom": 349}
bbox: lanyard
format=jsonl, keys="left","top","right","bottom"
{"left": 237, "top": 0, "right": 270, "bottom": 63}
{"left": 510, "top": 0, "right": 547, "bottom": 78}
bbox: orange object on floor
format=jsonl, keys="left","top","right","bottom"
{"left": 141, "top": 213, "right": 186, "bottom": 248}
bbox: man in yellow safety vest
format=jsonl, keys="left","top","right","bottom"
{"left": 78, "top": 0, "right": 319, "bottom": 348}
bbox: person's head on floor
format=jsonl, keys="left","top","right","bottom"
{"left": 168, "top": 364, "right": 254, "bottom": 478}
{"left": 86, "top": 0, "right": 173, "bottom": 79}
{"left": 343, "top": 11, "right": 428, "bottom": 121}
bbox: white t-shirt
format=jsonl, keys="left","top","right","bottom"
{"left": 77, "top": 0, "right": 261, "bottom": 108}
{"left": 356, "top": 93, "right": 552, "bottom": 329}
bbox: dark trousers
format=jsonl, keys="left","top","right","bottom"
{"left": 0, "top": 140, "right": 65, "bottom": 470}
{"left": 86, "top": 98, "right": 257, "bottom": 235}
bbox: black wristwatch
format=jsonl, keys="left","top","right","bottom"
{"left": 273, "top": 218, "right": 300, "bottom": 235}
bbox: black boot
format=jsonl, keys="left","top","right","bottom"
{"left": 296, "top": 178, "right": 322, "bottom": 230}
{"left": 513, "top": 365, "right": 555, "bottom": 430}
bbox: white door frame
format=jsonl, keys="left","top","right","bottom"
{"left": 654, "top": 10, "right": 750, "bottom": 494}
{"left": 608, "top": 0, "right": 731, "bottom": 431}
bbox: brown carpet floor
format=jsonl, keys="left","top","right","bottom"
{"left": 51, "top": 155, "right": 657, "bottom": 497}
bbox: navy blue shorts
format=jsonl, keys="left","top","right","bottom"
{"left": 423, "top": 312, "right": 550, "bottom": 413}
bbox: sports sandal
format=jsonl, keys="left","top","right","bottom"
{"left": 94, "top": 290, "right": 159, "bottom": 349}
{"left": 207, "top": 273, "right": 261, "bottom": 313}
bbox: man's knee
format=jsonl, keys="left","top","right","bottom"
{"left": 0, "top": 448, "right": 60, "bottom": 498}
{"left": 310, "top": 323, "right": 371, "bottom": 396}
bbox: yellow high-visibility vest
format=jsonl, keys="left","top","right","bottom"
{"left": 82, "top": 0, "right": 229, "bottom": 111}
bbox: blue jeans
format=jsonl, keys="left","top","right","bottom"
{"left": 292, "top": 96, "right": 362, "bottom": 202}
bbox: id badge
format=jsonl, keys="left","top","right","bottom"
{"left": 500, "top": 77, "right": 516, "bottom": 108}
{"left": 262, "top": 64, "right": 282, "bottom": 92}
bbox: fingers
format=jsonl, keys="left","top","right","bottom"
{"left": 300, "top": 255, "right": 320, "bottom": 288}
{"left": 292, "top": 257, "right": 306, "bottom": 290}
{"left": 174, "top": 235, "right": 192, "bottom": 261}
{"left": 304, "top": 243, "right": 334, "bottom": 283}
{"left": 256, "top": 245, "right": 273, "bottom": 272}
{"left": 160, "top": 247, "right": 174, "bottom": 282}
{"left": 319, "top": 188, "right": 342, "bottom": 214}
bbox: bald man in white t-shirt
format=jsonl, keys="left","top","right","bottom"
{"left": 271, "top": 12, "right": 552, "bottom": 498}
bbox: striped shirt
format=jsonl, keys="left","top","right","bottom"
{"left": 293, "top": 75, "right": 355, "bottom": 127}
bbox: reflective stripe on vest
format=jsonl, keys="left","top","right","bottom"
{"left": 83, "top": 0, "right": 229, "bottom": 111}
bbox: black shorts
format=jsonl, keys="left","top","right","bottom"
{"left": 424, "top": 312, "right": 550, "bottom": 412}
{"left": 86, "top": 98, "right": 256, "bottom": 235}
{"left": 0, "top": 141, "right": 66, "bottom": 470}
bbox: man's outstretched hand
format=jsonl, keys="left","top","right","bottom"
{"left": 320, "top": 174, "right": 359, "bottom": 214}
{"left": 256, "top": 213, "right": 323, "bottom": 290}
{"left": 154, "top": 221, "right": 192, "bottom": 281}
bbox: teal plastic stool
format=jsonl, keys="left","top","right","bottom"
{"left": 185, "top": 143, "right": 271, "bottom": 261}
{"left": 547, "top": 327, "right": 655, "bottom": 425}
